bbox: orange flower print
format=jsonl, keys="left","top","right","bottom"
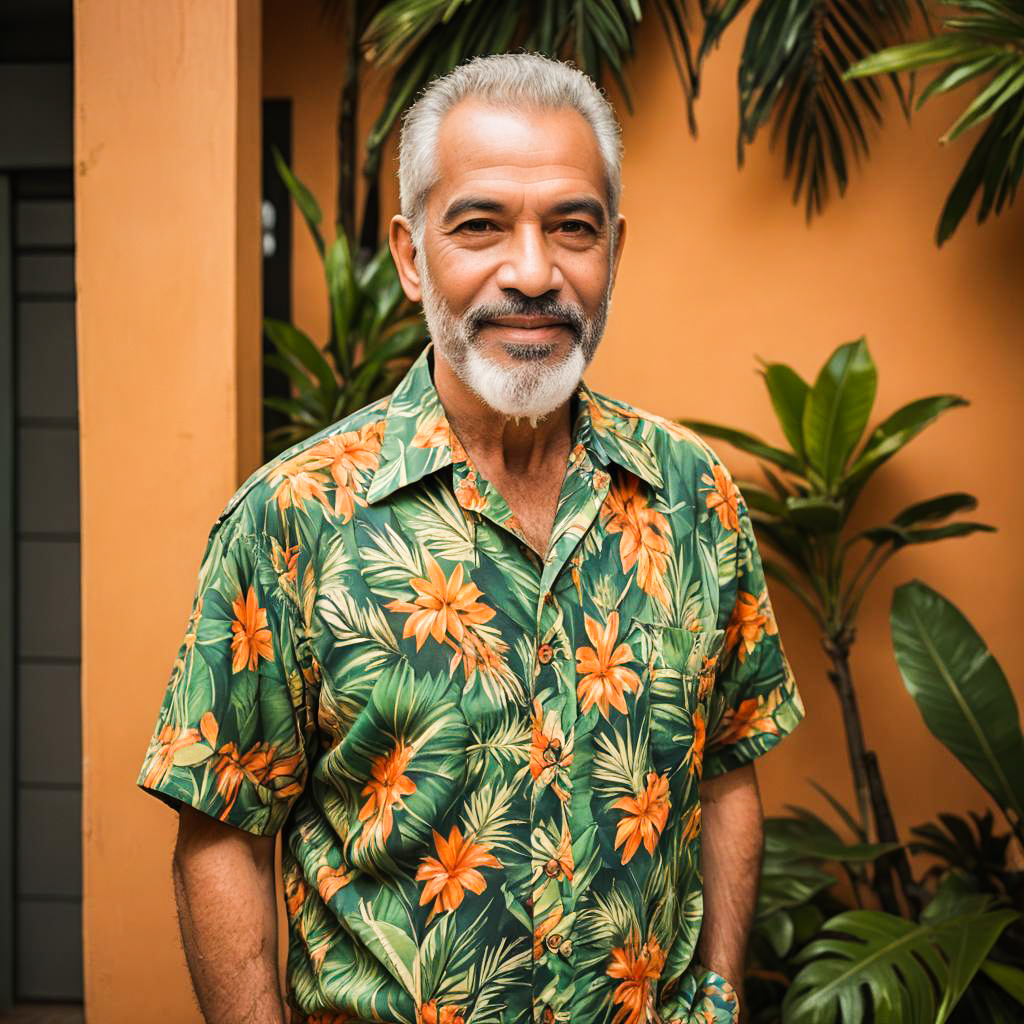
{"left": 212, "top": 740, "right": 303, "bottom": 821}
{"left": 183, "top": 594, "right": 203, "bottom": 653}
{"left": 607, "top": 932, "right": 666, "bottom": 1024}
{"left": 680, "top": 802, "right": 701, "bottom": 844}
{"left": 284, "top": 866, "right": 307, "bottom": 920}
{"left": 530, "top": 698, "right": 573, "bottom": 801}
{"left": 271, "top": 542, "right": 300, "bottom": 586}
{"left": 270, "top": 456, "right": 333, "bottom": 516}
{"left": 696, "top": 652, "right": 719, "bottom": 702}
{"left": 612, "top": 771, "right": 671, "bottom": 864}
{"left": 575, "top": 611, "right": 641, "bottom": 720}
{"left": 386, "top": 553, "right": 495, "bottom": 651}
{"left": 412, "top": 411, "right": 450, "bottom": 450}
{"left": 316, "top": 861, "right": 353, "bottom": 904}
{"left": 449, "top": 628, "right": 516, "bottom": 688}
{"left": 702, "top": 463, "right": 740, "bottom": 532}
{"left": 416, "top": 825, "right": 502, "bottom": 922}
{"left": 230, "top": 585, "right": 274, "bottom": 673}
{"left": 533, "top": 905, "right": 565, "bottom": 961}
{"left": 713, "top": 691, "right": 783, "bottom": 750}
{"left": 725, "top": 587, "right": 778, "bottom": 663}
{"left": 420, "top": 1001, "right": 466, "bottom": 1024}
{"left": 531, "top": 819, "right": 575, "bottom": 887}
{"left": 199, "top": 710, "right": 219, "bottom": 748}
{"left": 687, "top": 704, "right": 706, "bottom": 778}
{"left": 602, "top": 474, "right": 671, "bottom": 606}
{"left": 356, "top": 739, "right": 417, "bottom": 851}
{"left": 454, "top": 468, "right": 488, "bottom": 512}
{"left": 305, "top": 424, "right": 382, "bottom": 522}
{"left": 141, "top": 723, "right": 201, "bottom": 788}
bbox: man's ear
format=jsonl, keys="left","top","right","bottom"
{"left": 389, "top": 215, "right": 422, "bottom": 303}
{"left": 610, "top": 213, "right": 627, "bottom": 288}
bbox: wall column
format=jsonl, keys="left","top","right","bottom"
{"left": 75, "top": 2, "right": 262, "bottom": 1018}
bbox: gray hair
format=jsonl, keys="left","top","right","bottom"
{"left": 398, "top": 52, "right": 623, "bottom": 250}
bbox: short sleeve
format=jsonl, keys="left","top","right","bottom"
{"left": 136, "top": 496, "right": 309, "bottom": 835}
{"left": 702, "top": 477, "right": 805, "bottom": 780}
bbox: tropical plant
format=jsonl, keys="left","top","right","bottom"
{"left": 264, "top": 151, "right": 428, "bottom": 456}
{"left": 679, "top": 336, "right": 994, "bottom": 914}
{"left": 739, "top": 582, "right": 1024, "bottom": 1022}
{"left": 846, "top": 0, "right": 1024, "bottom": 244}
{"left": 696, "top": 0, "right": 932, "bottom": 219}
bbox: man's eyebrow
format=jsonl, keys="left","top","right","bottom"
{"left": 441, "top": 197, "right": 507, "bottom": 224}
{"left": 550, "top": 197, "right": 606, "bottom": 227}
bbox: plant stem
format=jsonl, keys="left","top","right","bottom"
{"left": 337, "top": 0, "right": 361, "bottom": 242}
{"left": 864, "top": 751, "right": 922, "bottom": 918}
{"left": 822, "top": 632, "right": 872, "bottom": 839}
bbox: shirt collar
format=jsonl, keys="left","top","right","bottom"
{"left": 365, "top": 343, "right": 662, "bottom": 505}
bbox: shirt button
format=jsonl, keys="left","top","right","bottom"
{"left": 537, "top": 643, "right": 553, "bottom": 665}
{"left": 544, "top": 858, "right": 559, "bottom": 877}
{"left": 524, "top": 895, "right": 534, "bottom": 912}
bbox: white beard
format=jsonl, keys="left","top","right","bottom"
{"left": 416, "top": 253, "right": 610, "bottom": 424}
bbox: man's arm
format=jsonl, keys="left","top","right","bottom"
{"left": 172, "top": 805, "right": 286, "bottom": 1024}
{"left": 697, "top": 762, "right": 764, "bottom": 1022}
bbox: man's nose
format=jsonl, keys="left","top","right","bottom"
{"left": 494, "top": 224, "right": 564, "bottom": 296}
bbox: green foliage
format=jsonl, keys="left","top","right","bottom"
{"left": 264, "top": 150, "right": 428, "bottom": 456}
{"left": 696, "top": 0, "right": 929, "bottom": 219}
{"left": 845, "top": 1, "right": 1024, "bottom": 243}
{"left": 891, "top": 581, "right": 1024, "bottom": 849}
{"left": 680, "top": 337, "right": 992, "bottom": 636}
{"left": 784, "top": 895, "right": 1017, "bottom": 1023}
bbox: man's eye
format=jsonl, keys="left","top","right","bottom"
{"left": 458, "top": 219, "right": 496, "bottom": 233}
{"left": 559, "top": 221, "right": 596, "bottom": 235}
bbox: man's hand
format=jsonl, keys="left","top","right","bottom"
{"left": 173, "top": 805, "right": 286, "bottom": 1024}
{"left": 697, "top": 762, "right": 764, "bottom": 1022}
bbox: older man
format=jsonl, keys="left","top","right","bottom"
{"left": 138, "top": 52, "right": 804, "bottom": 1024}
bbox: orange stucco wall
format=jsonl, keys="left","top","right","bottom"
{"left": 76, "top": 2, "right": 263, "bottom": 1020}
{"left": 75, "top": 1, "right": 1022, "bottom": 1019}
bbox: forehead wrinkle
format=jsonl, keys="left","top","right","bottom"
{"left": 433, "top": 174, "right": 606, "bottom": 222}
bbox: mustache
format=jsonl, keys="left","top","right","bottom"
{"left": 464, "top": 295, "right": 586, "bottom": 343}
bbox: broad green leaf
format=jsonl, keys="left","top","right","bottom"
{"left": 757, "top": 909, "right": 795, "bottom": 957}
{"left": 784, "top": 906, "right": 1018, "bottom": 1024}
{"left": 785, "top": 495, "right": 846, "bottom": 532}
{"left": 678, "top": 420, "right": 802, "bottom": 473}
{"left": 982, "top": 960, "right": 1024, "bottom": 1006}
{"left": 325, "top": 234, "right": 356, "bottom": 374}
{"left": 760, "top": 361, "right": 810, "bottom": 463}
{"left": 272, "top": 147, "right": 323, "bottom": 257}
{"left": 891, "top": 491, "right": 978, "bottom": 527}
{"left": 843, "top": 394, "right": 967, "bottom": 499}
{"left": 890, "top": 581, "right": 1024, "bottom": 834}
{"left": 757, "top": 855, "right": 836, "bottom": 920}
{"left": 861, "top": 520, "right": 995, "bottom": 548}
{"left": 771, "top": 810, "right": 900, "bottom": 863}
{"left": 264, "top": 318, "right": 338, "bottom": 400}
{"left": 802, "top": 338, "right": 877, "bottom": 493}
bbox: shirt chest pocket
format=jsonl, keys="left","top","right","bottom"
{"left": 634, "top": 620, "right": 728, "bottom": 781}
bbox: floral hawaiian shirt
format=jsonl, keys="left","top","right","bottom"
{"left": 138, "top": 343, "right": 805, "bottom": 1024}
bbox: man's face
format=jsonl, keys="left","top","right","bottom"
{"left": 391, "top": 98, "right": 627, "bottom": 421}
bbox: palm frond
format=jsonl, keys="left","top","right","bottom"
{"left": 707, "top": 0, "right": 925, "bottom": 220}
{"left": 845, "top": 1, "right": 1024, "bottom": 243}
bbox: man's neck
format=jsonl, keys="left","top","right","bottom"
{"left": 433, "top": 351, "right": 574, "bottom": 478}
